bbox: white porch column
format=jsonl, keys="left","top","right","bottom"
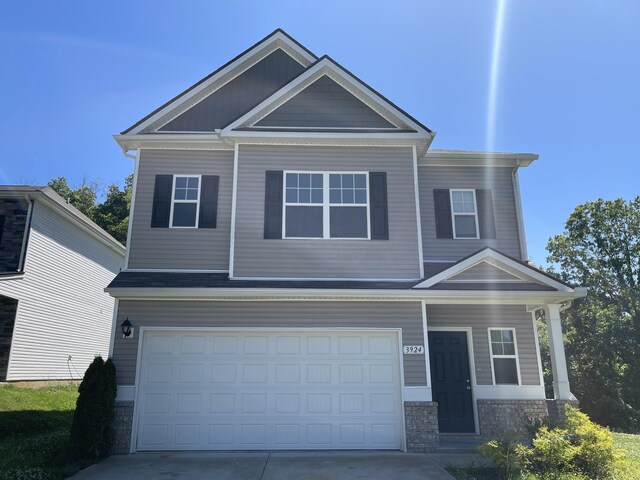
{"left": 544, "top": 304, "right": 572, "bottom": 400}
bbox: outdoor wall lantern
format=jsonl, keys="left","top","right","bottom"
{"left": 121, "top": 318, "right": 134, "bottom": 339}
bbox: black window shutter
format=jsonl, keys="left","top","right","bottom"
{"left": 476, "top": 189, "right": 496, "bottom": 239}
{"left": 198, "top": 175, "right": 219, "bottom": 229}
{"left": 369, "top": 172, "right": 389, "bottom": 240}
{"left": 0, "top": 215, "right": 5, "bottom": 244}
{"left": 433, "top": 189, "right": 453, "bottom": 238}
{"left": 151, "top": 175, "right": 173, "bottom": 228}
{"left": 263, "top": 171, "right": 283, "bottom": 239}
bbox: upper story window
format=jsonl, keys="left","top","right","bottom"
{"left": 171, "top": 176, "right": 200, "bottom": 228}
{"left": 283, "top": 171, "right": 369, "bottom": 239}
{"left": 450, "top": 189, "right": 479, "bottom": 239}
{"left": 488, "top": 328, "right": 520, "bottom": 385}
{"left": 151, "top": 174, "right": 219, "bottom": 229}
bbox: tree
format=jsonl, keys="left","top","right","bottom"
{"left": 546, "top": 197, "right": 640, "bottom": 431}
{"left": 47, "top": 175, "right": 132, "bottom": 245}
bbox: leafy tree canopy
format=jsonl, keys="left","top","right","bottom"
{"left": 547, "top": 197, "right": 640, "bottom": 431}
{"left": 48, "top": 175, "right": 132, "bottom": 245}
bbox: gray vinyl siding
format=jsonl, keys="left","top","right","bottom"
{"left": 113, "top": 300, "right": 426, "bottom": 387}
{"left": 0, "top": 201, "right": 123, "bottom": 380}
{"left": 256, "top": 76, "right": 396, "bottom": 129}
{"left": 233, "top": 145, "right": 421, "bottom": 279}
{"left": 159, "top": 49, "right": 305, "bottom": 132}
{"left": 419, "top": 166, "right": 522, "bottom": 261}
{"left": 127, "top": 149, "right": 233, "bottom": 271}
{"left": 449, "top": 263, "right": 521, "bottom": 281}
{"left": 426, "top": 304, "right": 540, "bottom": 386}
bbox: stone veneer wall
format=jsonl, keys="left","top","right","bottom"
{"left": 111, "top": 401, "right": 134, "bottom": 454}
{"left": 546, "top": 399, "right": 580, "bottom": 426}
{"left": 478, "top": 400, "right": 549, "bottom": 438}
{"left": 0, "top": 296, "right": 18, "bottom": 381}
{"left": 0, "top": 198, "right": 29, "bottom": 273}
{"left": 404, "top": 401, "right": 439, "bottom": 452}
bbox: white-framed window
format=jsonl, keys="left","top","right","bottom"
{"left": 283, "top": 171, "right": 370, "bottom": 239}
{"left": 488, "top": 328, "right": 521, "bottom": 385}
{"left": 450, "top": 189, "right": 479, "bottom": 239}
{"left": 170, "top": 175, "right": 201, "bottom": 228}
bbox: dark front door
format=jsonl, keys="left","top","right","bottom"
{"left": 428, "top": 331, "right": 475, "bottom": 433}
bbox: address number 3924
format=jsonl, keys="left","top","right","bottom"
{"left": 403, "top": 345, "right": 424, "bottom": 354}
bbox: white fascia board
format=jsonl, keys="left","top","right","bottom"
{"left": 105, "top": 287, "right": 586, "bottom": 304}
{"left": 123, "top": 32, "right": 316, "bottom": 136}
{"left": 222, "top": 59, "right": 433, "bottom": 138}
{"left": 114, "top": 133, "right": 233, "bottom": 152}
{"left": 414, "top": 249, "right": 575, "bottom": 292}
{"left": 420, "top": 150, "right": 538, "bottom": 168}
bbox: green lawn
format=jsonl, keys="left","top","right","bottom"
{"left": 0, "top": 384, "right": 89, "bottom": 480}
{"left": 447, "top": 433, "right": 640, "bottom": 480}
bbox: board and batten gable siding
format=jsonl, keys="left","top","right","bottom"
{"left": 113, "top": 300, "right": 426, "bottom": 387}
{"left": 0, "top": 201, "right": 123, "bottom": 381}
{"left": 158, "top": 49, "right": 306, "bottom": 132}
{"left": 127, "top": 149, "right": 233, "bottom": 271}
{"left": 427, "top": 304, "right": 540, "bottom": 386}
{"left": 233, "top": 145, "right": 421, "bottom": 279}
{"left": 255, "top": 76, "right": 396, "bottom": 129}
{"left": 419, "top": 166, "right": 522, "bottom": 261}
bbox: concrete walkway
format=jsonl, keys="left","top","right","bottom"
{"left": 70, "top": 451, "right": 455, "bottom": 480}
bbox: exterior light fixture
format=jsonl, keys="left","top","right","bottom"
{"left": 121, "top": 318, "right": 133, "bottom": 338}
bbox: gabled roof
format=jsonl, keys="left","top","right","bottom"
{"left": 222, "top": 55, "right": 433, "bottom": 139}
{"left": 0, "top": 186, "right": 125, "bottom": 255}
{"left": 414, "top": 247, "right": 575, "bottom": 292}
{"left": 121, "top": 29, "right": 317, "bottom": 135}
{"left": 117, "top": 29, "right": 434, "bottom": 145}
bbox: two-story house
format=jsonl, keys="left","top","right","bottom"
{"left": 0, "top": 186, "right": 124, "bottom": 382}
{"left": 107, "top": 30, "right": 585, "bottom": 454}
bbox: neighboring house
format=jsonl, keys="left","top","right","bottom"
{"left": 107, "top": 29, "right": 586, "bottom": 454}
{"left": 0, "top": 186, "right": 125, "bottom": 382}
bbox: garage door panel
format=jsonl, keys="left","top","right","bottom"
{"left": 136, "top": 330, "right": 403, "bottom": 451}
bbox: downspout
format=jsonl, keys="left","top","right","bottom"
{"left": 121, "top": 147, "right": 136, "bottom": 160}
{"left": 512, "top": 159, "right": 529, "bottom": 261}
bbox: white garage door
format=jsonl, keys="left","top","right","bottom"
{"left": 135, "top": 330, "right": 404, "bottom": 451}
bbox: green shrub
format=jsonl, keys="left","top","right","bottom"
{"left": 479, "top": 406, "right": 620, "bottom": 479}
{"left": 69, "top": 357, "right": 117, "bottom": 459}
{"left": 477, "top": 434, "right": 529, "bottom": 479}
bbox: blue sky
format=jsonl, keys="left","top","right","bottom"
{"left": 1, "top": 1, "right": 638, "bottom": 265}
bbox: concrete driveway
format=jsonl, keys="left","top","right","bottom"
{"left": 70, "top": 451, "right": 455, "bottom": 479}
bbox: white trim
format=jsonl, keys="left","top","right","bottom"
{"left": 531, "top": 312, "right": 546, "bottom": 388}
{"left": 488, "top": 327, "right": 522, "bottom": 386}
{"left": 412, "top": 146, "right": 424, "bottom": 278}
{"left": 124, "top": 269, "right": 229, "bottom": 273}
{"left": 168, "top": 174, "right": 201, "bottom": 228}
{"left": 224, "top": 276, "right": 420, "bottom": 282}
{"left": 282, "top": 171, "right": 370, "bottom": 240}
{"left": 222, "top": 58, "right": 433, "bottom": 139}
{"left": 123, "top": 149, "right": 140, "bottom": 269}
{"left": 413, "top": 248, "right": 576, "bottom": 292}
{"left": 229, "top": 143, "right": 239, "bottom": 278}
{"left": 427, "top": 326, "right": 480, "bottom": 434}
{"left": 474, "top": 385, "right": 546, "bottom": 400}
{"left": 450, "top": 189, "right": 480, "bottom": 240}
{"left": 403, "top": 386, "right": 432, "bottom": 402}
{"left": 513, "top": 166, "right": 529, "bottom": 260}
{"left": 106, "top": 287, "right": 587, "bottom": 304}
{"left": 124, "top": 31, "right": 316, "bottom": 135}
{"left": 116, "top": 385, "right": 135, "bottom": 402}
{"left": 108, "top": 298, "right": 120, "bottom": 358}
{"left": 421, "top": 302, "right": 432, "bottom": 394}
{"left": 17, "top": 199, "right": 33, "bottom": 271}
{"left": 420, "top": 150, "right": 538, "bottom": 167}
{"left": 130, "top": 326, "right": 406, "bottom": 453}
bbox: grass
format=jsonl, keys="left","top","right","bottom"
{"left": 446, "top": 433, "right": 640, "bottom": 480}
{"left": 0, "top": 384, "right": 91, "bottom": 480}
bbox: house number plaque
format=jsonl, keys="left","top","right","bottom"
{"left": 403, "top": 345, "right": 424, "bottom": 354}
